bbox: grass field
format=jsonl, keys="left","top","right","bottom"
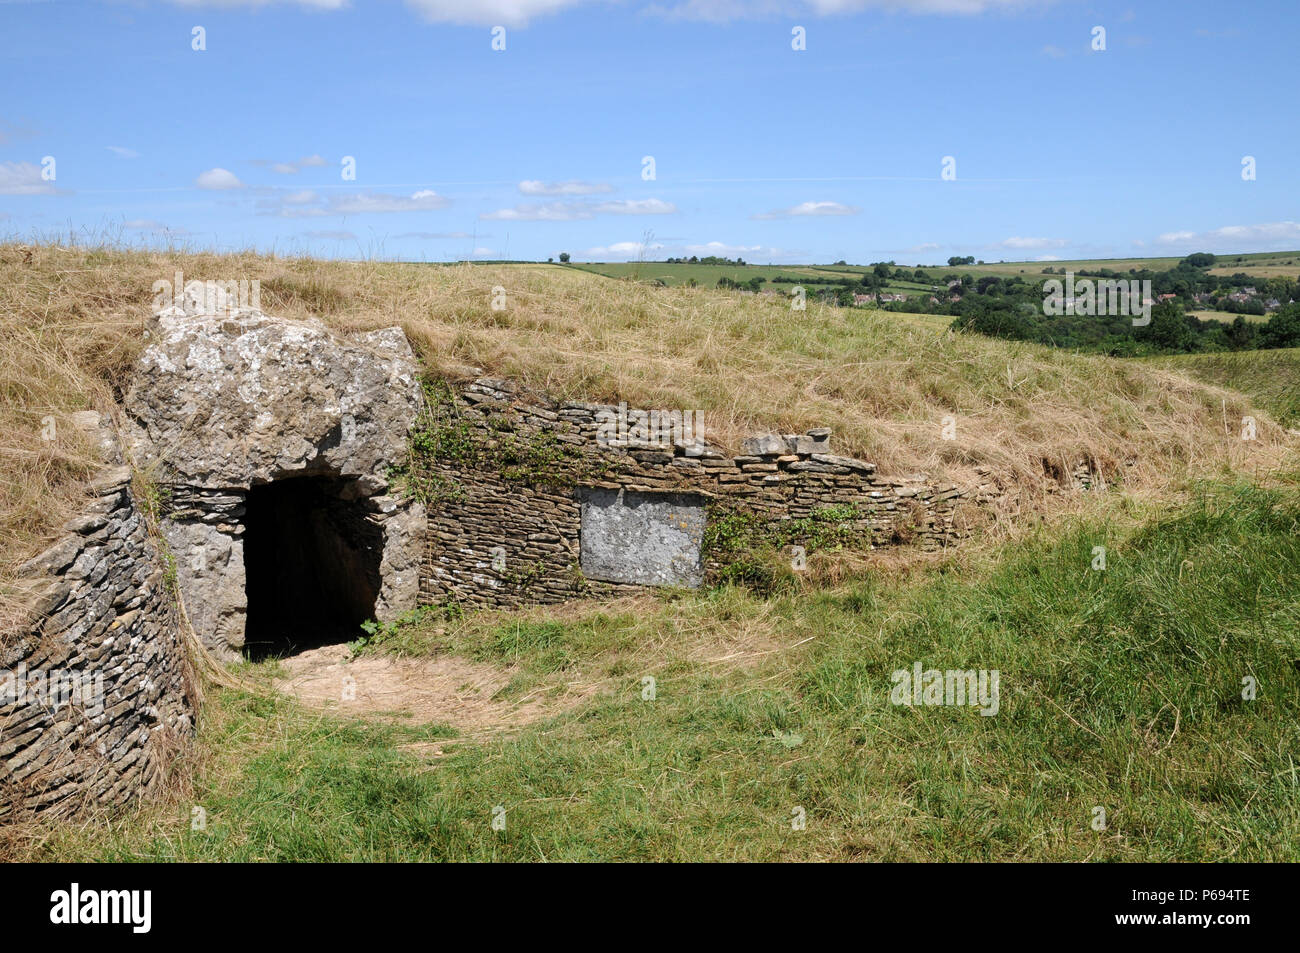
{"left": 565, "top": 260, "right": 878, "bottom": 288}
{"left": 17, "top": 477, "right": 1300, "bottom": 862}
{"left": 1188, "top": 309, "right": 1271, "bottom": 324}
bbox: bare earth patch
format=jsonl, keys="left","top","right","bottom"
{"left": 274, "top": 645, "right": 595, "bottom": 744}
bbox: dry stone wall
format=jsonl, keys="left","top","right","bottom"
{"left": 2, "top": 414, "right": 194, "bottom": 819}
{"left": 418, "top": 377, "right": 1002, "bottom": 611}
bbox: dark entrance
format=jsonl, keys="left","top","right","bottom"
{"left": 242, "top": 476, "right": 383, "bottom": 660}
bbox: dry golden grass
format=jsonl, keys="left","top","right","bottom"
{"left": 2, "top": 240, "right": 1294, "bottom": 630}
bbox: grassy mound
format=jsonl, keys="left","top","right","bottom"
{"left": 3, "top": 241, "right": 1293, "bottom": 612}
{"left": 1144, "top": 348, "right": 1300, "bottom": 429}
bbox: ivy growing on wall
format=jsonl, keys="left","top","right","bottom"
{"left": 390, "top": 376, "right": 613, "bottom": 508}
{"left": 701, "top": 500, "right": 873, "bottom": 593}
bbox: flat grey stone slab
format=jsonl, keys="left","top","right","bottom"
{"left": 579, "top": 489, "right": 706, "bottom": 588}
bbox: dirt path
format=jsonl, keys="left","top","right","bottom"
{"left": 273, "top": 645, "right": 596, "bottom": 745}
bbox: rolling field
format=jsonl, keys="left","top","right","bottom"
{"left": 945, "top": 250, "right": 1300, "bottom": 280}
{"left": 564, "top": 251, "right": 1300, "bottom": 292}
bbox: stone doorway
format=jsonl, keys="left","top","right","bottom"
{"left": 242, "top": 476, "right": 385, "bottom": 661}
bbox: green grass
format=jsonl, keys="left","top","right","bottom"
{"left": 1145, "top": 347, "right": 1300, "bottom": 428}
{"left": 33, "top": 479, "right": 1300, "bottom": 861}
{"left": 564, "top": 260, "right": 850, "bottom": 287}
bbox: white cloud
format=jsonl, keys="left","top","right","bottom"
{"left": 684, "top": 240, "right": 785, "bottom": 259}
{"left": 0, "top": 161, "right": 56, "bottom": 195}
{"left": 483, "top": 202, "right": 584, "bottom": 221}
{"left": 304, "top": 230, "right": 358, "bottom": 240}
{"left": 999, "top": 236, "right": 1068, "bottom": 250}
{"left": 195, "top": 167, "right": 243, "bottom": 190}
{"left": 257, "top": 188, "right": 448, "bottom": 217}
{"left": 404, "top": 0, "right": 589, "bottom": 26}
{"left": 106, "top": 146, "right": 140, "bottom": 159}
{"left": 166, "top": 0, "right": 1054, "bottom": 27}
{"left": 647, "top": 0, "right": 1054, "bottom": 22}
{"left": 756, "top": 200, "right": 859, "bottom": 219}
{"left": 1153, "top": 221, "right": 1300, "bottom": 250}
{"left": 1041, "top": 44, "right": 1065, "bottom": 58}
{"left": 596, "top": 198, "right": 675, "bottom": 214}
{"left": 330, "top": 189, "right": 449, "bottom": 213}
{"left": 483, "top": 197, "right": 675, "bottom": 220}
{"left": 519, "top": 179, "right": 613, "bottom": 196}
{"left": 584, "top": 240, "right": 665, "bottom": 259}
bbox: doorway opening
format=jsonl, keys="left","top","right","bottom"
{"left": 242, "top": 476, "right": 383, "bottom": 661}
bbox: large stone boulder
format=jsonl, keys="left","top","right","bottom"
{"left": 127, "top": 309, "right": 420, "bottom": 492}
{"left": 124, "top": 305, "right": 425, "bottom": 662}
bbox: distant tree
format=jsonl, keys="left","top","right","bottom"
{"left": 559, "top": 252, "right": 570, "bottom": 263}
{"left": 872, "top": 262, "right": 892, "bottom": 278}
{"left": 833, "top": 259, "right": 847, "bottom": 266}
{"left": 1182, "top": 252, "right": 1217, "bottom": 268}
{"left": 1138, "top": 303, "right": 1195, "bottom": 351}
{"left": 1261, "top": 303, "right": 1300, "bottom": 348}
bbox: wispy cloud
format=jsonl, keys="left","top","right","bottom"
{"left": 251, "top": 154, "right": 328, "bottom": 174}
{"left": 755, "top": 200, "right": 859, "bottom": 219}
{"left": 482, "top": 197, "right": 676, "bottom": 220}
{"left": 0, "top": 119, "right": 39, "bottom": 146}
{"left": 258, "top": 188, "right": 449, "bottom": 216}
{"left": 519, "top": 179, "right": 613, "bottom": 196}
{"left": 645, "top": 0, "right": 1055, "bottom": 23}
{"left": 106, "top": 146, "right": 140, "bottom": 159}
{"left": 0, "top": 161, "right": 57, "bottom": 195}
{"left": 331, "top": 189, "right": 448, "bottom": 213}
{"left": 997, "top": 236, "right": 1068, "bottom": 250}
{"left": 1153, "top": 221, "right": 1300, "bottom": 249}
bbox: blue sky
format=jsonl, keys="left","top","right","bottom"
{"left": 2, "top": 0, "right": 1296, "bottom": 265}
